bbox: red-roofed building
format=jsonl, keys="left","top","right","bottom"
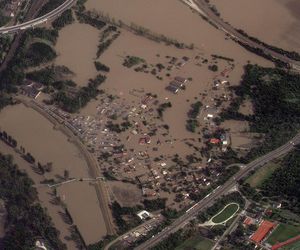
{"left": 210, "top": 138, "right": 220, "bottom": 144}
{"left": 250, "top": 220, "right": 276, "bottom": 243}
{"left": 243, "top": 217, "right": 254, "bottom": 226}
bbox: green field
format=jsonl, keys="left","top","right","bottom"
{"left": 282, "top": 240, "right": 300, "bottom": 250}
{"left": 211, "top": 203, "right": 239, "bottom": 224}
{"left": 267, "top": 224, "right": 300, "bottom": 245}
{"left": 175, "top": 236, "right": 214, "bottom": 250}
{"left": 246, "top": 162, "right": 280, "bottom": 187}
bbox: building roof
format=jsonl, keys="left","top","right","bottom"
{"left": 170, "top": 80, "right": 184, "bottom": 88}
{"left": 174, "top": 76, "right": 187, "bottom": 84}
{"left": 166, "top": 85, "right": 179, "bottom": 94}
{"left": 250, "top": 220, "right": 276, "bottom": 243}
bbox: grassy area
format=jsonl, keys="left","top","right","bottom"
{"left": 282, "top": 240, "right": 300, "bottom": 250}
{"left": 175, "top": 236, "right": 214, "bottom": 250}
{"left": 246, "top": 162, "right": 280, "bottom": 187}
{"left": 267, "top": 224, "right": 300, "bottom": 245}
{"left": 211, "top": 203, "right": 239, "bottom": 224}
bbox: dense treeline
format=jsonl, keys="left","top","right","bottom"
{"left": 236, "top": 29, "right": 300, "bottom": 61}
{"left": 37, "top": 0, "right": 65, "bottom": 17}
{"left": 54, "top": 74, "right": 106, "bottom": 112}
{"left": 52, "top": 9, "right": 74, "bottom": 30}
{"left": 260, "top": 152, "right": 300, "bottom": 214}
{"left": 143, "top": 198, "right": 167, "bottom": 211}
{"left": 0, "top": 28, "right": 59, "bottom": 92}
{"left": 24, "top": 42, "right": 56, "bottom": 67}
{"left": 0, "top": 153, "right": 66, "bottom": 249}
{"left": 76, "top": 11, "right": 106, "bottom": 30}
{"left": 94, "top": 61, "right": 110, "bottom": 72}
{"left": 111, "top": 201, "right": 142, "bottom": 233}
{"left": 221, "top": 64, "right": 300, "bottom": 161}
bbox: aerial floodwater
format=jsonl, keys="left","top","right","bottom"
{"left": 1, "top": 0, "right": 300, "bottom": 249}
{"left": 210, "top": 0, "right": 300, "bottom": 53}
{"left": 55, "top": 22, "right": 99, "bottom": 86}
{"left": 0, "top": 104, "right": 107, "bottom": 244}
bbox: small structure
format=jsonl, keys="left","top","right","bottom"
{"left": 21, "top": 80, "right": 44, "bottom": 99}
{"left": 35, "top": 240, "right": 48, "bottom": 250}
{"left": 174, "top": 76, "right": 188, "bottom": 84}
{"left": 170, "top": 80, "right": 184, "bottom": 89}
{"left": 243, "top": 217, "right": 255, "bottom": 226}
{"left": 165, "top": 84, "right": 179, "bottom": 94}
{"left": 210, "top": 138, "right": 220, "bottom": 144}
{"left": 137, "top": 210, "right": 153, "bottom": 220}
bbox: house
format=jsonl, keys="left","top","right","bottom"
{"left": 139, "top": 136, "right": 151, "bottom": 145}
{"left": 175, "top": 76, "right": 188, "bottom": 84}
{"left": 250, "top": 220, "right": 276, "bottom": 243}
{"left": 210, "top": 138, "right": 220, "bottom": 144}
{"left": 137, "top": 210, "right": 153, "bottom": 220}
{"left": 170, "top": 80, "right": 184, "bottom": 89}
{"left": 165, "top": 85, "right": 179, "bottom": 94}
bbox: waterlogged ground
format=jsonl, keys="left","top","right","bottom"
{"left": 0, "top": 104, "right": 107, "bottom": 244}
{"left": 210, "top": 0, "right": 300, "bottom": 53}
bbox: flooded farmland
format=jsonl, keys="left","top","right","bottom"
{"left": 0, "top": 104, "right": 107, "bottom": 244}
{"left": 55, "top": 22, "right": 100, "bottom": 86}
{"left": 210, "top": 0, "right": 300, "bottom": 53}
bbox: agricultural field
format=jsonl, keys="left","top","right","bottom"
{"left": 267, "top": 224, "right": 300, "bottom": 245}
{"left": 175, "top": 235, "right": 214, "bottom": 250}
{"left": 211, "top": 203, "right": 239, "bottom": 224}
{"left": 246, "top": 161, "right": 280, "bottom": 187}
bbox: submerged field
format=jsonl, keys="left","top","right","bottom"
{"left": 0, "top": 104, "right": 107, "bottom": 244}
{"left": 210, "top": 0, "right": 300, "bottom": 53}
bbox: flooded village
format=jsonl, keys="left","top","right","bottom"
{"left": 0, "top": 0, "right": 299, "bottom": 249}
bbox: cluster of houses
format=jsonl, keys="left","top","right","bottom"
{"left": 166, "top": 76, "right": 188, "bottom": 94}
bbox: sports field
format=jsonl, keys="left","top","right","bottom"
{"left": 175, "top": 236, "right": 214, "bottom": 250}
{"left": 267, "top": 224, "right": 300, "bottom": 245}
{"left": 211, "top": 203, "right": 239, "bottom": 224}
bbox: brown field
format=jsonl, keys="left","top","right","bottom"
{"left": 0, "top": 104, "right": 107, "bottom": 244}
{"left": 210, "top": 0, "right": 300, "bottom": 53}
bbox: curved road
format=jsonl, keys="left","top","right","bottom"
{"left": 0, "top": 0, "right": 76, "bottom": 35}
{"left": 184, "top": 0, "right": 300, "bottom": 71}
{"left": 135, "top": 134, "right": 300, "bottom": 249}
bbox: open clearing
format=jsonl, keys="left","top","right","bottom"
{"left": 175, "top": 235, "right": 214, "bottom": 250}
{"left": 267, "top": 224, "right": 300, "bottom": 245}
{"left": 211, "top": 203, "right": 239, "bottom": 224}
{"left": 246, "top": 161, "right": 281, "bottom": 187}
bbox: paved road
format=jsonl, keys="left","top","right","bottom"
{"left": 135, "top": 134, "right": 300, "bottom": 249}
{"left": 184, "top": 0, "right": 300, "bottom": 71}
{"left": 0, "top": 0, "right": 76, "bottom": 35}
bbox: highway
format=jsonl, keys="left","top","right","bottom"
{"left": 0, "top": 0, "right": 76, "bottom": 35}
{"left": 135, "top": 134, "right": 300, "bottom": 249}
{"left": 183, "top": 0, "right": 300, "bottom": 71}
